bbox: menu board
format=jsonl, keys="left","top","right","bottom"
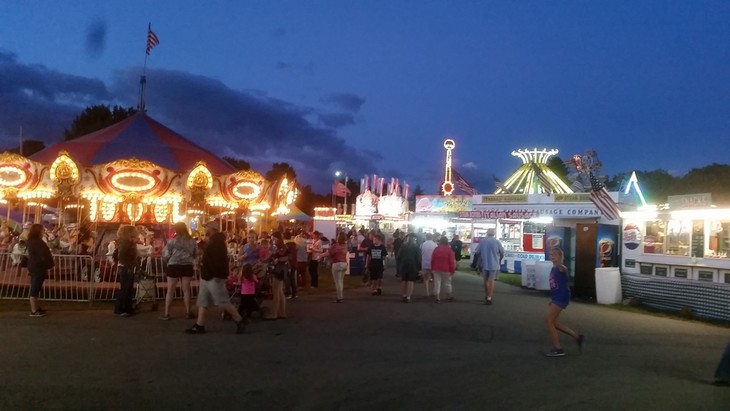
{"left": 640, "top": 264, "right": 653, "bottom": 275}
{"left": 692, "top": 222, "right": 704, "bottom": 258}
{"left": 674, "top": 268, "right": 688, "bottom": 279}
{"left": 654, "top": 266, "right": 668, "bottom": 277}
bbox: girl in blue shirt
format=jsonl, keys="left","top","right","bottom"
{"left": 544, "top": 247, "right": 584, "bottom": 357}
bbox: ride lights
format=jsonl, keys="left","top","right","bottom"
{"left": 0, "top": 165, "right": 27, "bottom": 186}
{"left": 111, "top": 171, "right": 156, "bottom": 192}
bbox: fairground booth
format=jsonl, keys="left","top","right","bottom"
{"left": 413, "top": 143, "right": 622, "bottom": 301}
{"left": 620, "top": 192, "right": 730, "bottom": 321}
{"left": 0, "top": 113, "right": 298, "bottom": 302}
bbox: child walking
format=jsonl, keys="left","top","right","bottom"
{"left": 366, "top": 233, "right": 388, "bottom": 296}
{"left": 544, "top": 247, "right": 584, "bottom": 357}
{"left": 237, "top": 263, "right": 260, "bottom": 319}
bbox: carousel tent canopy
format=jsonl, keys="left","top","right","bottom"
{"left": 31, "top": 113, "right": 235, "bottom": 175}
{"left": 275, "top": 205, "right": 311, "bottom": 222}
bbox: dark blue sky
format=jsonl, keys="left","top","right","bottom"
{"left": 1, "top": 1, "right": 729, "bottom": 194}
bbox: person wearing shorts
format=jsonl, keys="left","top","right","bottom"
{"left": 544, "top": 247, "right": 583, "bottom": 357}
{"left": 27, "top": 224, "right": 54, "bottom": 317}
{"left": 161, "top": 222, "right": 197, "bottom": 320}
{"left": 477, "top": 228, "right": 504, "bottom": 305}
{"left": 396, "top": 233, "right": 421, "bottom": 303}
{"left": 186, "top": 222, "right": 246, "bottom": 335}
{"left": 366, "top": 233, "right": 388, "bottom": 296}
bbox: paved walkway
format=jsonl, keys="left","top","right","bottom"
{"left": 1, "top": 270, "right": 729, "bottom": 410}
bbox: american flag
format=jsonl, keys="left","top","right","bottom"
{"left": 589, "top": 172, "right": 621, "bottom": 220}
{"left": 146, "top": 23, "right": 160, "bottom": 55}
{"left": 452, "top": 168, "right": 477, "bottom": 195}
{"left": 332, "top": 181, "right": 350, "bottom": 197}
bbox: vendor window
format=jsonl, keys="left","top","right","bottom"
{"left": 708, "top": 221, "right": 730, "bottom": 258}
{"left": 643, "top": 220, "right": 665, "bottom": 254}
{"left": 666, "top": 219, "right": 690, "bottom": 256}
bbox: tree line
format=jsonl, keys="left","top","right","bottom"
{"left": 4, "top": 104, "right": 730, "bottom": 213}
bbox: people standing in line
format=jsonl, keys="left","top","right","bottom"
{"left": 420, "top": 233, "right": 438, "bottom": 298}
{"left": 450, "top": 234, "right": 463, "bottom": 268}
{"left": 295, "top": 231, "right": 309, "bottom": 287}
{"left": 114, "top": 225, "right": 138, "bottom": 317}
{"left": 283, "top": 230, "right": 298, "bottom": 299}
{"left": 329, "top": 232, "right": 349, "bottom": 303}
{"left": 160, "top": 222, "right": 197, "bottom": 320}
{"left": 307, "top": 231, "right": 322, "bottom": 288}
{"left": 366, "top": 233, "right": 388, "bottom": 296}
{"left": 714, "top": 341, "right": 730, "bottom": 386}
{"left": 396, "top": 233, "right": 421, "bottom": 303}
{"left": 185, "top": 222, "right": 246, "bottom": 334}
{"left": 544, "top": 247, "right": 584, "bottom": 357}
{"left": 477, "top": 228, "right": 504, "bottom": 305}
{"left": 264, "top": 237, "right": 289, "bottom": 320}
{"left": 27, "top": 224, "right": 54, "bottom": 317}
{"left": 431, "top": 236, "right": 456, "bottom": 303}
{"left": 238, "top": 230, "right": 260, "bottom": 265}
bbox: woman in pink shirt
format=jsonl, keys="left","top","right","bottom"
{"left": 430, "top": 236, "right": 456, "bottom": 303}
{"left": 329, "top": 232, "right": 349, "bottom": 303}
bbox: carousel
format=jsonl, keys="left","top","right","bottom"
{"left": 0, "top": 113, "right": 298, "bottom": 301}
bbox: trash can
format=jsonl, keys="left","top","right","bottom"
{"left": 349, "top": 252, "right": 364, "bottom": 276}
{"left": 521, "top": 260, "right": 537, "bottom": 289}
{"left": 535, "top": 261, "right": 553, "bottom": 291}
{"left": 595, "top": 267, "right": 622, "bottom": 304}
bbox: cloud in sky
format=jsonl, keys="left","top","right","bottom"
{"left": 322, "top": 93, "right": 366, "bottom": 113}
{"left": 0, "top": 50, "right": 110, "bottom": 142}
{"left": 0, "top": 51, "right": 380, "bottom": 192}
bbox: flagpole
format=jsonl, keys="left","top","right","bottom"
{"left": 139, "top": 29, "right": 149, "bottom": 113}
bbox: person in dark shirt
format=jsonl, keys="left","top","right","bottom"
{"left": 366, "top": 233, "right": 388, "bottom": 296}
{"left": 27, "top": 224, "right": 54, "bottom": 317}
{"left": 186, "top": 222, "right": 246, "bottom": 334}
{"left": 450, "top": 235, "right": 463, "bottom": 264}
{"left": 396, "top": 233, "right": 421, "bottom": 303}
{"left": 114, "top": 225, "right": 138, "bottom": 317}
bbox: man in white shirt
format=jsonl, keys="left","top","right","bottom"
{"left": 420, "top": 233, "right": 438, "bottom": 297}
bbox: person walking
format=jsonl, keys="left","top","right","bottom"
{"left": 366, "top": 233, "right": 388, "bottom": 296}
{"left": 544, "top": 247, "right": 584, "bottom": 357}
{"left": 329, "top": 232, "right": 349, "bottom": 303}
{"left": 160, "top": 222, "right": 197, "bottom": 320}
{"left": 396, "top": 233, "right": 421, "bottom": 303}
{"left": 714, "top": 341, "right": 730, "bottom": 386}
{"left": 420, "top": 233, "right": 438, "bottom": 297}
{"left": 114, "top": 225, "right": 138, "bottom": 317}
{"left": 431, "top": 236, "right": 455, "bottom": 303}
{"left": 264, "top": 237, "right": 289, "bottom": 320}
{"left": 284, "top": 231, "right": 298, "bottom": 299}
{"left": 477, "top": 228, "right": 504, "bottom": 305}
{"left": 450, "top": 234, "right": 463, "bottom": 268}
{"left": 186, "top": 222, "right": 246, "bottom": 334}
{"left": 27, "top": 224, "right": 54, "bottom": 317}
{"left": 307, "top": 231, "right": 322, "bottom": 288}
{"left": 294, "top": 232, "right": 309, "bottom": 287}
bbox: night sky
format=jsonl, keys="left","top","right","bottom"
{"left": 1, "top": 1, "right": 729, "bottom": 194}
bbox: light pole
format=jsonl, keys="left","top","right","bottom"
{"left": 335, "top": 171, "right": 349, "bottom": 215}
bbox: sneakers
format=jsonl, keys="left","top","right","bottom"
{"left": 485, "top": 298, "right": 493, "bottom": 305}
{"left": 576, "top": 334, "right": 585, "bottom": 352}
{"left": 235, "top": 318, "right": 247, "bottom": 334}
{"left": 405, "top": 297, "right": 411, "bottom": 303}
{"left": 334, "top": 299, "right": 343, "bottom": 303}
{"left": 435, "top": 299, "right": 441, "bottom": 304}
{"left": 371, "top": 290, "right": 378, "bottom": 296}
{"left": 159, "top": 314, "right": 171, "bottom": 321}
{"left": 185, "top": 324, "right": 206, "bottom": 334}
{"left": 119, "top": 312, "right": 133, "bottom": 317}
{"left": 29, "top": 310, "right": 46, "bottom": 317}
{"left": 545, "top": 348, "right": 566, "bottom": 357}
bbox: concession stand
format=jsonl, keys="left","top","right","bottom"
{"left": 620, "top": 193, "right": 730, "bottom": 320}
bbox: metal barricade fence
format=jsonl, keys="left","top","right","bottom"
{"left": 0, "top": 253, "right": 95, "bottom": 302}
{"left": 0, "top": 252, "right": 242, "bottom": 303}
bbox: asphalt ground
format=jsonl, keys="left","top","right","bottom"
{"left": 1, "top": 268, "right": 729, "bottom": 411}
